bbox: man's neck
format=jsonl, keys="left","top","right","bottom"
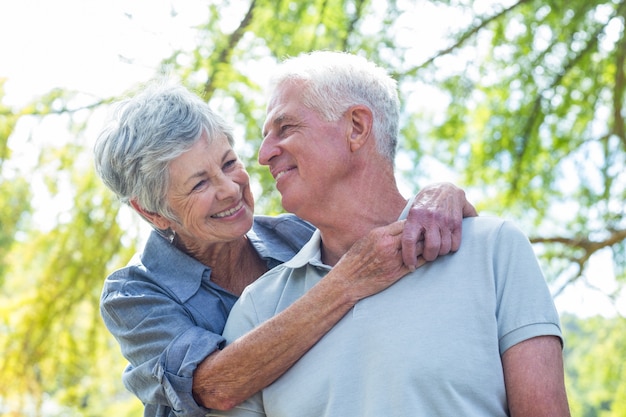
{"left": 315, "top": 188, "right": 408, "bottom": 266}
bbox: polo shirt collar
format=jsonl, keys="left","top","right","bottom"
{"left": 284, "top": 229, "right": 324, "bottom": 269}
{"left": 283, "top": 197, "right": 415, "bottom": 270}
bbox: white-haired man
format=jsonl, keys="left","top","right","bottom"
{"left": 211, "top": 51, "right": 570, "bottom": 417}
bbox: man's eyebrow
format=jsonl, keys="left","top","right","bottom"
{"left": 263, "top": 113, "right": 291, "bottom": 138}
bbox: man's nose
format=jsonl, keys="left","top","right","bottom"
{"left": 258, "top": 135, "right": 279, "bottom": 166}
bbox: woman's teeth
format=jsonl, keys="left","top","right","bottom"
{"left": 212, "top": 201, "right": 243, "bottom": 218}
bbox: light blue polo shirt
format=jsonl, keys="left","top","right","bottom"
{"left": 213, "top": 209, "right": 562, "bottom": 416}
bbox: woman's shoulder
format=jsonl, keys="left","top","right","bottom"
{"left": 253, "top": 214, "right": 316, "bottom": 245}
{"left": 253, "top": 213, "right": 315, "bottom": 231}
{"left": 250, "top": 214, "right": 316, "bottom": 265}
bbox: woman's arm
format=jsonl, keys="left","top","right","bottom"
{"left": 101, "top": 282, "right": 226, "bottom": 416}
{"left": 192, "top": 220, "right": 411, "bottom": 410}
{"left": 193, "top": 182, "right": 474, "bottom": 410}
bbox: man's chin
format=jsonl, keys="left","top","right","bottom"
{"left": 279, "top": 196, "right": 298, "bottom": 215}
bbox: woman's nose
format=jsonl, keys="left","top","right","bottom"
{"left": 215, "top": 174, "right": 240, "bottom": 200}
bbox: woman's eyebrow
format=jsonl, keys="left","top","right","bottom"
{"left": 182, "top": 149, "right": 231, "bottom": 187}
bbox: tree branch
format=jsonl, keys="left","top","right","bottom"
{"left": 531, "top": 228, "right": 626, "bottom": 254}
{"left": 612, "top": 1, "right": 626, "bottom": 149}
{"left": 532, "top": 228, "right": 626, "bottom": 296}
{"left": 0, "top": 96, "right": 111, "bottom": 118}
{"left": 409, "top": 0, "right": 532, "bottom": 74}
{"left": 342, "top": 0, "right": 366, "bottom": 51}
{"left": 202, "top": 0, "right": 257, "bottom": 98}
{"left": 511, "top": 10, "right": 612, "bottom": 194}
{"left": 533, "top": 228, "right": 626, "bottom": 297}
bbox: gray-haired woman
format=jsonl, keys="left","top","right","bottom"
{"left": 94, "top": 83, "right": 475, "bottom": 417}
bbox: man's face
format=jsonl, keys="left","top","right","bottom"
{"left": 259, "top": 82, "right": 353, "bottom": 221}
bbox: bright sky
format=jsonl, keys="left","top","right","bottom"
{"left": 1, "top": 0, "right": 624, "bottom": 318}
{"left": 0, "top": 0, "right": 210, "bottom": 105}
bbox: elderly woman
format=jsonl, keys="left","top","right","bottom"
{"left": 94, "top": 83, "right": 475, "bottom": 417}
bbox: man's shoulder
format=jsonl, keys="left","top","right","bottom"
{"left": 237, "top": 259, "right": 317, "bottom": 319}
{"left": 462, "top": 216, "right": 525, "bottom": 238}
{"left": 462, "top": 215, "right": 505, "bottom": 227}
{"left": 243, "top": 262, "right": 297, "bottom": 295}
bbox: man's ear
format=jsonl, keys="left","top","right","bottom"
{"left": 130, "top": 199, "right": 171, "bottom": 230}
{"left": 346, "top": 105, "right": 373, "bottom": 152}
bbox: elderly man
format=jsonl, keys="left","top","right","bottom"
{"left": 211, "top": 51, "right": 570, "bottom": 417}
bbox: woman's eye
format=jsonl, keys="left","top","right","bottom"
{"left": 192, "top": 180, "right": 207, "bottom": 191}
{"left": 223, "top": 159, "right": 238, "bottom": 170}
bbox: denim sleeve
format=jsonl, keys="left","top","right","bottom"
{"left": 101, "top": 286, "right": 224, "bottom": 416}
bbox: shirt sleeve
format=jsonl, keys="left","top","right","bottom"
{"left": 101, "top": 281, "right": 224, "bottom": 416}
{"left": 205, "top": 395, "right": 266, "bottom": 417}
{"left": 493, "top": 220, "right": 563, "bottom": 354}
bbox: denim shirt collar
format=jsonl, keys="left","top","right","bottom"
{"left": 139, "top": 221, "right": 301, "bottom": 302}
{"left": 139, "top": 230, "right": 209, "bottom": 303}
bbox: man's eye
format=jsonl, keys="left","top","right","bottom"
{"left": 280, "top": 125, "right": 293, "bottom": 134}
{"left": 224, "top": 159, "right": 237, "bottom": 169}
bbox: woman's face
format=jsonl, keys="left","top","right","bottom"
{"left": 164, "top": 132, "right": 255, "bottom": 248}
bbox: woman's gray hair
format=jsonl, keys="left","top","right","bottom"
{"left": 94, "top": 83, "right": 234, "bottom": 224}
{"left": 269, "top": 51, "right": 400, "bottom": 162}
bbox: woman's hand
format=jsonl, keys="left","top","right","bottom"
{"left": 402, "top": 182, "right": 478, "bottom": 270}
{"left": 328, "top": 220, "right": 411, "bottom": 302}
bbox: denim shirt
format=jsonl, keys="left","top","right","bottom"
{"left": 100, "top": 214, "right": 315, "bottom": 417}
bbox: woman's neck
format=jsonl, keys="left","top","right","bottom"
{"left": 176, "top": 235, "right": 268, "bottom": 296}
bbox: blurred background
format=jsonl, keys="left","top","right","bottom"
{"left": 1, "top": 0, "right": 625, "bottom": 415}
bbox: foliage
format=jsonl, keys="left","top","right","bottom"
{"left": 562, "top": 314, "right": 626, "bottom": 416}
{"left": 0, "top": 94, "right": 142, "bottom": 414}
{"left": 1, "top": 0, "right": 625, "bottom": 415}
{"left": 415, "top": 0, "right": 626, "bottom": 294}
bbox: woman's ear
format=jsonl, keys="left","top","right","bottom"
{"left": 130, "top": 199, "right": 171, "bottom": 230}
{"left": 346, "top": 105, "right": 373, "bottom": 152}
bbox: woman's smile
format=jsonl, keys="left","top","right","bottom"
{"left": 211, "top": 200, "right": 245, "bottom": 219}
